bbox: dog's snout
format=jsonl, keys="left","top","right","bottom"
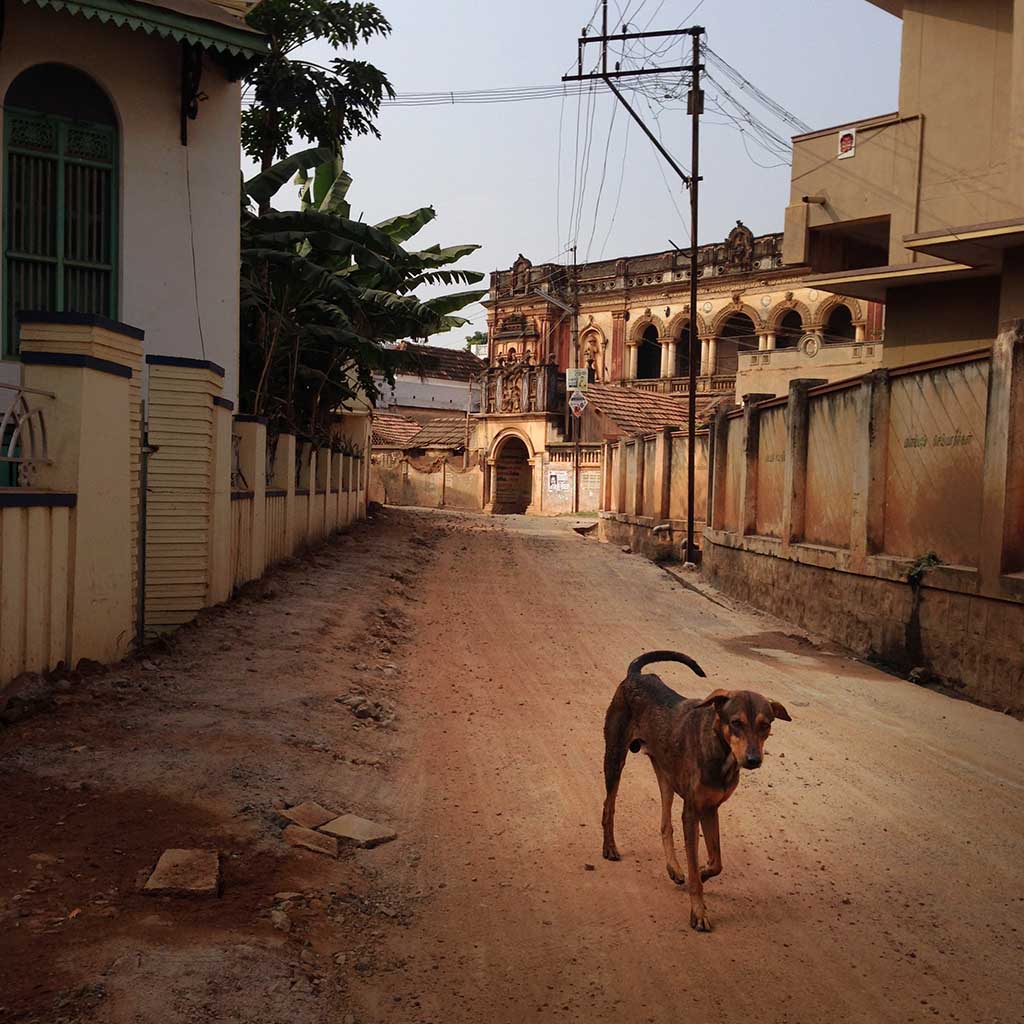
{"left": 744, "top": 754, "right": 762, "bottom": 769}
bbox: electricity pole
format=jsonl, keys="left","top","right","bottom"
{"left": 563, "top": 4, "right": 704, "bottom": 562}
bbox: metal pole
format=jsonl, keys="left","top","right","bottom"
{"left": 136, "top": 402, "right": 150, "bottom": 650}
{"left": 686, "top": 27, "right": 703, "bottom": 565}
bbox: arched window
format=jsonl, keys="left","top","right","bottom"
{"left": 636, "top": 324, "right": 661, "bottom": 379}
{"left": 675, "top": 323, "right": 699, "bottom": 378}
{"left": 776, "top": 309, "right": 803, "bottom": 349}
{"left": 3, "top": 64, "right": 118, "bottom": 355}
{"left": 716, "top": 313, "right": 756, "bottom": 375}
{"left": 826, "top": 304, "right": 855, "bottom": 341}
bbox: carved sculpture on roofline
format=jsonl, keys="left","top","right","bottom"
{"left": 726, "top": 220, "right": 755, "bottom": 271}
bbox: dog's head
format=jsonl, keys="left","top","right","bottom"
{"left": 697, "top": 689, "right": 791, "bottom": 769}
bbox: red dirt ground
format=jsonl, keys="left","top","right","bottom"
{"left": 1, "top": 509, "right": 1022, "bottom": 1023}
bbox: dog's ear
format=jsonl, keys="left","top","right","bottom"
{"left": 697, "top": 689, "right": 732, "bottom": 712}
{"left": 770, "top": 700, "right": 792, "bottom": 722}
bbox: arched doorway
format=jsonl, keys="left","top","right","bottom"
{"left": 636, "top": 324, "right": 661, "bottom": 379}
{"left": 716, "top": 313, "right": 756, "bottom": 375}
{"left": 492, "top": 436, "right": 532, "bottom": 514}
{"left": 776, "top": 309, "right": 803, "bottom": 349}
{"left": 826, "top": 303, "right": 855, "bottom": 341}
{"left": 3, "top": 64, "right": 118, "bottom": 354}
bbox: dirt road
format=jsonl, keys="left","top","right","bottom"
{"left": 1, "top": 509, "right": 1021, "bottom": 1024}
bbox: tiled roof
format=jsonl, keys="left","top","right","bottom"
{"left": 406, "top": 416, "right": 469, "bottom": 449}
{"left": 397, "top": 344, "right": 485, "bottom": 382}
{"left": 371, "top": 412, "right": 421, "bottom": 448}
{"left": 585, "top": 384, "right": 727, "bottom": 437}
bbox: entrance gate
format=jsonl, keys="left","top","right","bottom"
{"left": 493, "top": 437, "right": 531, "bottom": 513}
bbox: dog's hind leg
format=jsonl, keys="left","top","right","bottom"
{"left": 653, "top": 764, "right": 685, "bottom": 885}
{"left": 699, "top": 807, "right": 723, "bottom": 883}
{"left": 601, "top": 692, "right": 630, "bottom": 861}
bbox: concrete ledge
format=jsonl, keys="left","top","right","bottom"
{"left": 598, "top": 510, "right": 705, "bottom": 561}
{"left": 703, "top": 536, "right": 1023, "bottom": 713}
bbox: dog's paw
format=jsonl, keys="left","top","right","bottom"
{"left": 602, "top": 845, "right": 621, "bottom": 862}
{"left": 667, "top": 864, "right": 686, "bottom": 886}
{"left": 700, "top": 865, "right": 722, "bottom": 883}
{"left": 689, "top": 907, "right": 712, "bottom": 932}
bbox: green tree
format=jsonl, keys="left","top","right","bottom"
{"left": 240, "top": 150, "right": 486, "bottom": 439}
{"left": 242, "top": 0, "right": 393, "bottom": 199}
{"left": 464, "top": 330, "right": 488, "bottom": 352}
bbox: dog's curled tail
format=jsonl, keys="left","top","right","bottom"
{"left": 627, "top": 650, "right": 707, "bottom": 679}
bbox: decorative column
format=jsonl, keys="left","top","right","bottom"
{"left": 19, "top": 313, "right": 142, "bottom": 664}
{"left": 854, "top": 323, "right": 866, "bottom": 343}
{"left": 626, "top": 343, "right": 638, "bottom": 380}
{"left": 668, "top": 340, "right": 678, "bottom": 377}
{"left": 707, "top": 337, "right": 718, "bottom": 375}
{"left": 758, "top": 334, "right": 768, "bottom": 352}
{"left": 766, "top": 332, "right": 777, "bottom": 351}
{"left": 700, "top": 337, "right": 711, "bottom": 375}
{"left": 659, "top": 339, "right": 671, "bottom": 379}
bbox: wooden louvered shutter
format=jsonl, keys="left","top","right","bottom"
{"left": 3, "top": 109, "right": 117, "bottom": 355}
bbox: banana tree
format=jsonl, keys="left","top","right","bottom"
{"left": 240, "top": 148, "right": 485, "bottom": 441}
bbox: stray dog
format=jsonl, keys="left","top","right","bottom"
{"left": 601, "top": 650, "right": 791, "bottom": 932}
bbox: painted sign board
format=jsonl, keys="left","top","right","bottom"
{"left": 568, "top": 389, "right": 588, "bottom": 417}
{"left": 566, "top": 368, "right": 589, "bottom": 391}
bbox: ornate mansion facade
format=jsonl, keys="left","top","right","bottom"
{"left": 484, "top": 223, "right": 885, "bottom": 403}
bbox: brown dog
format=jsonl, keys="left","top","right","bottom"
{"left": 601, "top": 650, "right": 791, "bottom": 932}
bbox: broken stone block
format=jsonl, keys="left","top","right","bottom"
{"left": 144, "top": 849, "right": 220, "bottom": 898}
{"left": 283, "top": 824, "right": 338, "bottom": 858}
{"left": 280, "top": 801, "right": 336, "bottom": 830}
{"left": 320, "top": 814, "right": 397, "bottom": 849}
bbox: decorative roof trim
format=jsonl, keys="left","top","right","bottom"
{"left": 19, "top": 0, "right": 269, "bottom": 57}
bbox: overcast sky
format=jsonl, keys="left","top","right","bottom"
{"left": 257, "top": 1, "right": 903, "bottom": 347}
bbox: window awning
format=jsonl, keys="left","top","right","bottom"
{"left": 20, "top": 0, "right": 269, "bottom": 57}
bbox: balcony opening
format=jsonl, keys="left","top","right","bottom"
{"left": 717, "top": 313, "right": 756, "bottom": 375}
{"left": 675, "top": 324, "right": 698, "bottom": 377}
{"left": 636, "top": 325, "right": 661, "bottom": 379}
{"left": 808, "top": 216, "right": 890, "bottom": 274}
{"left": 776, "top": 310, "right": 803, "bottom": 349}
{"left": 826, "top": 303, "right": 855, "bottom": 341}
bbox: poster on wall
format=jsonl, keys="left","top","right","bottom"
{"left": 838, "top": 127, "right": 856, "bottom": 160}
{"left": 547, "top": 469, "right": 570, "bottom": 493}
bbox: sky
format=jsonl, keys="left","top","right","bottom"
{"left": 251, "top": 0, "right": 903, "bottom": 348}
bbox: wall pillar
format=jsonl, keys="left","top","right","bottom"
{"left": 757, "top": 334, "right": 768, "bottom": 352}
{"left": 208, "top": 399, "right": 234, "bottom": 604}
{"left": 142, "top": 354, "right": 225, "bottom": 635}
{"left": 611, "top": 310, "right": 627, "bottom": 380}
{"left": 850, "top": 370, "right": 890, "bottom": 566}
{"left": 633, "top": 439, "right": 645, "bottom": 516}
{"left": 700, "top": 337, "right": 710, "bottom": 373}
{"left": 486, "top": 459, "right": 498, "bottom": 513}
{"left": 330, "top": 450, "right": 343, "bottom": 530}
{"left": 707, "top": 337, "right": 718, "bottom": 374}
{"left": 854, "top": 323, "right": 866, "bottom": 343}
{"left": 616, "top": 440, "right": 627, "bottom": 513}
{"left": 602, "top": 440, "right": 613, "bottom": 511}
{"left": 659, "top": 339, "right": 671, "bottom": 378}
{"left": 271, "top": 434, "right": 297, "bottom": 551}
{"left": 766, "top": 332, "right": 777, "bottom": 351}
{"left": 781, "top": 378, "right": 827, "bottom": 549}
{"left": 19, "top": 314, "right": 142, "bottom": 664}
{"left": 235, "top": 415, "right": 267, "bottom": 580}
{"left": 316, "top": 447, "right": 332, "bottom": 540}
{"left": 737, "top": 394, "right": 774, "bottom": 536}
{"left": 654, "top": 427, "right": 672, "bottom": 520}
{"left": 626, "top": 343, "right": 638, "bottom": 380}
{"left": 979, "top": 319, "right": 1024, "bottom": 588}
{"left": 708, "top": 408, "right": 731, "bottom": 530}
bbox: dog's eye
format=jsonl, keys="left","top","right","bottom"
{"left": 730, "top": 719, "right": 744, "bottom": 730}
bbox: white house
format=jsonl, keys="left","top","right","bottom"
{"left": 0, "top": 0, "right": 266, "bottom": 403}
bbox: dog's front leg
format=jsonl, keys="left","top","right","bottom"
{"left": 654, "top": 765, "right": 685, "bottom": 885}
{"left": 682, "top": 802, "right": 711, "bottom": 932}
{"left": 699, "top": 807, "right": 723, "bottom": 882}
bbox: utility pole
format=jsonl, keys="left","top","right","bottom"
{"left": 563, "top": 4, "right": 704, "bottom": 561}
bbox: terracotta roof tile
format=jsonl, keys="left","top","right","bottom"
{"left": 406, "top": 416, "right": 469, "bottom": 449}
{"left": 371, "top": 412, "right": 421, "bottom": 448}
{"left": 585, "top": 384, "right": 727, "bottom": 436}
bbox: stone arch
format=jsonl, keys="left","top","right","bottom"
{"left": 666, "top": 308, "right": 709, "bottom": 339}
{"left": 710, "top": 302, "right": 765, "bottom": 337}
{"left": 767, "top": 299, "right": 812, "bottom": 331}
{"left": 811, "top": 295, "right": 862, "bottom": 330}
{"left": 488, "top": 427, "right": 536, "bottom": 462}
{"left": 628, "top": 312, "right": 667, "bottom": 343}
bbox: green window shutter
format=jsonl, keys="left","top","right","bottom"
{"left": 3, "top": 109, "right": 117, "bottom": 356}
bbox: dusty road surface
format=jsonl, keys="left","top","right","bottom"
{"left": 1, "top": 509, "right": 1022, "bottom": 1024}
